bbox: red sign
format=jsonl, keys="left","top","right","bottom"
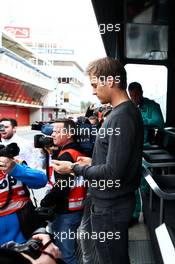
{"left": 4, "top": 26, "right": 30, "bottom": 38}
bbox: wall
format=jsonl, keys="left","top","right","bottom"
{"left": 0, "top": 105, "right": 30, "bottom": 125}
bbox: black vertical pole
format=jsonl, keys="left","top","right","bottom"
{"left": 43, "top": 149, "right": 50, "bottom": 182}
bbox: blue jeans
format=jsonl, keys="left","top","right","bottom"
{"left": 0, "top": 212, "right": 26, "bottom": 245}
{"left": 79, "top": 195, "right": 96, "bottom": 264}
{"left": 51, "top": 211, "right": 83, "bottom": 264}
{"left": 91, "top": 194, "right": 135, "bottom": 264}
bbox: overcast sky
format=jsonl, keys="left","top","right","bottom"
{"left": 1, "top": 0, "right": 106, "bottom": 102}
{"left": 1, "top": 0, "right": 106, "bottom": 69}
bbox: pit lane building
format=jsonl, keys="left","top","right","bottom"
{"left": 0, "top": 30, "right": 84, "bottom": 125}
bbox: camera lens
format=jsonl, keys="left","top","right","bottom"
{"left": 34, "top": 134, "right": 53, "bottom": 148}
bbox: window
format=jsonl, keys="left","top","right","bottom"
{"left": 125, "top": 64, "right": 167, "bottom": 120}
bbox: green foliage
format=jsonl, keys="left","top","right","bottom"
{"left": 80, "top": 101, "right": 92, "bottom": 112}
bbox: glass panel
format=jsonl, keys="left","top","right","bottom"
{"left": 126, "top": 0, "right": 168, "bottom": 25}
{"left": 125, "top": 63, "right": 167, "bottom": 120}
{"left": 126, "top": 23, "right": 168, "bottom": 60}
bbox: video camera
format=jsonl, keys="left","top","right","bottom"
{"left": 1, "top": 227, "right": 52, "bottom": 260}
{"left": 31, "top": 122, "right": 53, "bottom": 135}
{"left": 0, "top": 143, "right": 20, "bottom": 158}
{"left": 34, "top": 134, "right": 53, "bottom": 148}
{"left": 4, "top": 239, "right": 43, "bottom": 260}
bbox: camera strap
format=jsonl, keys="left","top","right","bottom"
{"left": 0, "top": 175, "right": 13, "bottom": 210}
{"left": 41, "top": 240, "right": 57, "bottom": 261}
{"left": 22, "top": 183, "right": 38, "bottom": 208}
{"left": 31, "top": 189, "right": 38, "bottom": 207}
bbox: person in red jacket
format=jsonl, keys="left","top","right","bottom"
{"left": 40, "top": 119, "right": 86, "bottom": 264}
{"left": 0, "top": 154, "right": 47, "bottom": 245}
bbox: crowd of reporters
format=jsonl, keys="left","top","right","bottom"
{"left": 0, "top": 110, "right": 103, "bottom": 264}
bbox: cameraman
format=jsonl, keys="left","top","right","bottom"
{"left": 40, "top": 119, "right": 86, "bottom": 264}
{"left": 0, "top": 118, "right": 45, "bottom": 169}
{"left": 0, "top": 154, "right": 47, "bottom": 245}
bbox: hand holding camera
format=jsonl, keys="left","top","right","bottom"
{"left": 31, "top": 233, "right": 61, "bottom": 262}
{"left": 0, "top": 142, "right": 20, "bottom": 172}
{"left": 2, "top": 230, "right": 61, "bottom": 264}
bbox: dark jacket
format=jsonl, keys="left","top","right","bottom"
{"left": 74, "top": 101, "right": 144, "bottom": 207}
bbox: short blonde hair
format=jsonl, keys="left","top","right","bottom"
{"left": 86, "top": 57, "right": 127, "bottom": 90}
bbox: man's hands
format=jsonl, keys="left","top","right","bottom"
{"left": 51, "top": 160, "right": 73, "bottom": 174}
{"left": 0, "top": 157, "right": 16, "bottom": 173}
{"left": 76, "top": 156, "right": 92, "bottom": 166}
{"left": 51, "top": 156, "right": 92, "bottom": 174}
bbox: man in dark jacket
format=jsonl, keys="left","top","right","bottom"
{"left": 50, "top": 58, "right": 144, "bottom": 264}
{"left": 128, "top": 82, "right": 164, "bottom": 225}
{"left": 128, "top": 82, "right": 164, "bottom": 145}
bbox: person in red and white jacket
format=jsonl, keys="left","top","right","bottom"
{"left": 40, "top": 119, "right": 87, "bottom": 264}
{"left": 0, "top": 156, "right": 47, "bottom": 246}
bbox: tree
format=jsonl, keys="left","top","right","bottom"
{"left": 80, "top": 101, "right": 92, "bottom": 112}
